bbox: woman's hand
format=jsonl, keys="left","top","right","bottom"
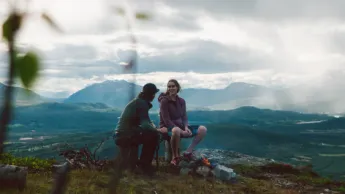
{"left": 184, "top": 126, "right": 192, "bottom": 136}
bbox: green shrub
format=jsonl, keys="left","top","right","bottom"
{"left": 0, "top": 153, "right": 56, "bottom": 172}
{"left": 338, "top": 186, "right": 345, "bottom": 193}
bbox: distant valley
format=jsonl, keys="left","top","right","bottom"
{"left": 2, "top": 80, "right": 345, "bottom": 179}
{"left": 3, "top": 102, "right": 345, "bottom": 180}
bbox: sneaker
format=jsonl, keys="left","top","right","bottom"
{"left": 170, "top": 157, "right": 181, "bottom": 166}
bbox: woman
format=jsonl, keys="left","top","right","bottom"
{"left": 158, "top": 79, "right": 207, "bottom": 165}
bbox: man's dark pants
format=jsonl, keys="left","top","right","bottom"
{"left": 115, "top": 130, "right": 159, "bottom": 170}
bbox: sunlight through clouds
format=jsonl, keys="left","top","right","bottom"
{"left": 1, "top": 0, "right": 345, "bottom": 111}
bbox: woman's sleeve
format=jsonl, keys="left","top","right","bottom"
{"left": 160, "top": 98, "right": 176, "bottom": 128}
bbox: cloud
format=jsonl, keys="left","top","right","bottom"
{"left": 1, "top": 0, "right": 345, "bottom": 113}
{"left": 39, "top": 44, "right": 99, "bottom": 61}
{"left": 164, "top": 0, "right": 345, "bottom": 21}
{"left": 135, "top": 39, "right": 272, "bottom": 73}
{"left": 105, "top": 70, "right": 288, "bottom": 89}
{"left": 41, "top": 61, "right": 121, "bottom": 79}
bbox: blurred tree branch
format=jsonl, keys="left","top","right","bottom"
{"left": 1, "top": 2, "right": 64, "bottom": 193}
{"left": 0, "top": 11, "right": 22, "bottom": 157}
{"left": 0, "top": 4, "right": 61, "bottom": 158}
{"left": 107, "top": 6, "right": 152, "bottom": 194}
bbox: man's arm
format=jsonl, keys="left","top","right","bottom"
{"left": 137, "top": 101, "right": 157, "bottom": 131}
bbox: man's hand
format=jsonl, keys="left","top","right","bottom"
{"left": 150, "top": 121, "right": 156, "bottom": 128}
{"left": 158, "top": 127, "right": 168, "bottom": 133}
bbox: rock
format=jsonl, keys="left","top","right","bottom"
{"left": 180, "top": 168, "right": 192, "bottom": 176}
{"left": 209, "top": 169, "right": 215, "bottom": 177}
{"left": 0, "top": 164, "right": 28, "bottom": 191}
{"left": 179, "top": 160, "right": 190, "bottom": 168}
{"left": 196, "top": 166, "right": 210, "bottom": 177}
{"left": 212, "top": 165, "right": 236, "bottom": 181}
{"left": 324, "top": 188, "right": 330, "bottom": 192}
{"left": 188, "top": 160, "right": 201, "bottom": 169}
{"left": 195, "top": 149, "right": 275, "bottom": 167}
{"left": 175, "top": 149, "right": 245, "bottom": 182}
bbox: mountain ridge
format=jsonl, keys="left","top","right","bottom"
{"left": 64, "top": 80, "right": 328, "bottom": 114}
{"left": 2, "top": 80, "right": 344, "bottom": 114}
{"left": 0, "top": 82, "right": 45, "bottom": 106}
{"left": 63, "top": 80, "right": 287, "bottom": 111}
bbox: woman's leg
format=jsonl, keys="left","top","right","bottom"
{"left": 185, "top": 125, "right": 207, "bottom": 153}
{"left": 171, "top": 127, "right": 181, "bottom": 159}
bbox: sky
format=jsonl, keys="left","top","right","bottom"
{"left": 0, "top": 0, "right": 345, "bottom": 102}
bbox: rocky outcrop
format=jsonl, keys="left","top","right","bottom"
{"left": 177, "top": 148, "right": 276, "bottom": 181}
{"left": 194, "top": 148, "right": 276, "bottom": 166}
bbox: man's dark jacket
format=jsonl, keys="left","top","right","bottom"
{"left": 114, "top": 96, "right": 157, "bottom": 139}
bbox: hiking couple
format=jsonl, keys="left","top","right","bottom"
{"left": 114, "top": 79, "right": 207, "bottom": 175}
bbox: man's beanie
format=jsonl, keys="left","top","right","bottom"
{"left": 142, "top": 83, "right": 159, "bottom": 95}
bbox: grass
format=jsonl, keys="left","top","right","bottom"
{"left": 338, "top": 187, "right": 345, "bottom": 193}
{"left": 1, "top": 154, "right": 345, "bottom": 194}
{"left": 0, "top": 169, "right": 288, "bottom": 194}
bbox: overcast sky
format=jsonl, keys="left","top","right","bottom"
{"left": 1, "top": 0, "right": 345, "bottom": 99}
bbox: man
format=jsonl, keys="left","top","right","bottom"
{"left": 114, "top": 83, "right": 166, "bottom": 175}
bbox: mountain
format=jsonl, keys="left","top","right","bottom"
{"left": 64, "top": 80, "right": 287, "bottom": 111}
{"left": 0, "top": 82, "right": 45, "bottom": 106}
{"left": 63, "top": 80, "right": 142, "bottom": 108}
{"left": 62, "top": 80, "right": 345, "bottom": 114}
{"left": 181, "top": 82, "right": 283, "bottom": 109}
{"left": 36, "top": 90, "right": 70, "bottom": 99}
{"left": 1, "top": 80, "right": 341, "bottom": 114}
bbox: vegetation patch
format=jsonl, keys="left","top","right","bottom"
{"left": 0, "top": 153, "right": 56, "bottom": 172}
{"left": 1, "top": 155, "right": 345, "bottom": 193}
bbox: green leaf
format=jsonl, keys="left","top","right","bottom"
{"left": 41, "top": 13, "right": 62, "bottom": 33}
{"left": 2, "top": 13, "right": 23, "bottom": 41}
{"left": 135, "top": 12, "right": 150, "bottom": 20}
{"left": 2, "top": 18, "right": 10, "bottom": 41}
{"left": 16, "top": 51, "right": 40, "bottom": 88}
